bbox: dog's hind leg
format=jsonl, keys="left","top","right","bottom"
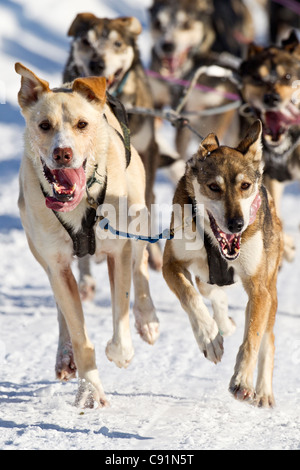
{"left": 55, "top": 307, "right": 76, "bottom": 381}
{"left": 196, "top": 279, "right": 236, "bottom": 337}
{"left": 78, "top": 255, "right": 96, "bottom": 302}
{"left": 132, "top": 241, "right": 159, "bottom": 345}
{"left": 105, "top": 240, "right": 135, "bottom": 368}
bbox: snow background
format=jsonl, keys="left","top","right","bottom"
{"left": 0, "top": 0, "right": 299, "bottom": 451}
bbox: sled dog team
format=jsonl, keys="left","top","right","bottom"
{"left": 16, "top": 0, "right": 300, "bottom": 409}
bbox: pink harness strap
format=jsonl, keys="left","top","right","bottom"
{"left": 249, "top": 192, "right": 262, "bottom": 225}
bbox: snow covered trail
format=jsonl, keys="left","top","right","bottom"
{"left": 0, "top": 0, "right": 300, "bottom": 451}
{"left": 0, "top": 180, "right": 300, "bottom": 451}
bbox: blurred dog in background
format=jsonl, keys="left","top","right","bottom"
{"left": 148, "top": 0, "right": 251, "bottom": 178}
{"left": 239, "top": 30, "right": 300, "bottom": 262}
{"left": 64, "top": 14, "right": 163, "bottom": 299}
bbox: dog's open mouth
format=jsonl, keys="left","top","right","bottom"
{"left": 262, "top": 103, "right": 300, "bottom": 144}
{"left": 207, "top": 211, "right": 241, "bottom": 261}
{"left": 107, "top": 68, "right": 123, "bottom": 90}
{"left": 161, "top": 48, "right": 190, "bottom": 77}
{"left": 42, "top": 161, "right": 86, "bottom": 212}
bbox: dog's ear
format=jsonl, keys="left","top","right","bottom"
{"left": 15, "top": 62, "right": 50, "bottom": 109}
{"left": 72, "top": 76, "right": 106, "bottom": 104}
{"left": 197, "top": 133, "right": 219, "bottom": 159}
{"left": 67, "top": 12, "right": 98, "bottom": 36}
{"left": 196, "top": 0, "right": 214, "bottom": 13}
{"left": 246, "top": 43, "right": 264, "bottom": 58}
{"left": 112, "top": 17, "right": 142, "bottom": 36}
{"left": 282, "top": 30, "right": 300, "bottom": 57}
{"left": 237, "top": 120, "right": 262, "bottom": 162}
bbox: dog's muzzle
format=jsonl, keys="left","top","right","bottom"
{"left": 207, "top": 192, "right": 261, "bottom": 261}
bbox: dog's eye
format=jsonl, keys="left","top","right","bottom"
{"left": 241, "top": 182, "right": 251, "bottom": 190}
{"left": 77, "top": 121, "right": 88, "bottom": 130}
{"left": 81, "top": 37, "right": 90, "bottom": 47}
{"left": 39, "top": 121, "right": 51, "bottom": 131}
{"left": 208, "top": 183, "right": 221, "bottom": 192}
{"left": 114, "top": 40, "right": 122, "bottom": 48}
{"left": 182, "top": 20, "right": 191, "bottom": 30}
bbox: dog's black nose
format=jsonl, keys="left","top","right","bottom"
{"left": 90, "top": 59, "right": 105, "bottom": 74}
{"left": 161, "top": 41, "right": 175, "bottom": 54}
{"left": 227, "top": 217, "right": 244, "bottom": 233}
{"left": 53, "top": 147, "right": 73, "bottom": 166}
{"left": 263, "top": 92, "right": 280, "bottom": 108}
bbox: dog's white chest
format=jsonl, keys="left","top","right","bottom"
{"left": 229, "top": 231, "right": 263, "bottom": 278}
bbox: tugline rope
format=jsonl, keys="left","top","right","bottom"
{"left": 98, "top": 214, "right": 195, "bottom": 244}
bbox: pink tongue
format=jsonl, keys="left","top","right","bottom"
{"left": 53, "top": 167, "right": 85, "bottom": 188}
{"left": 46, "top": 167, "right": 86, "bottom": 212}
{"left": 265, "top": 109, "right": 300, "bottom": 140}
{"left": 225, "top": 233, "right": 236, "bottom": 243}
{"left": 164, "top": 57, "right": 176, "bottom": 75}
{"left": 265, "top": 111, "right": 285, "bottom": 139}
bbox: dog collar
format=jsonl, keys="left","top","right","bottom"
{"left": 249, "top": 191, "right": 261, "bottom": 225}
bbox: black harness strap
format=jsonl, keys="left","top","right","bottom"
{"left": 41, "top": 174, "right": 107, "bottom": 258}
{"left": 106, "top": 92, "right": 131, "bottom": 168}
{"left": 203, "top": 234, "right": 235, "bottom": 286}
{"left": 189, "top": 196, "right": 235, "bottom": 287}
{"left": 68, "top": 206, "right": 98, "bottom": 257}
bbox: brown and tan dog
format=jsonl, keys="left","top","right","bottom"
{"left": 15, "top": 62, "right": 159, "bottom": 408}
{"left": 149, "top": 0, "right": 253, "bottom": 79}
{"left": 163, "top": 120, "right": 282, "bottom": 407}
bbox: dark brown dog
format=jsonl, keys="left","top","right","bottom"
{"left": 163, "top": 121, "right": 283, "bottom": 407}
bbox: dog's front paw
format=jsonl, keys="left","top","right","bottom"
{"left": 229, "top": 373, "right": 255, "bottom": 403}
{"left": 74, "top": 371, "right": 109, "bottom": 409}
{"left": 198, "top": 322, "right": 224, "bottom": 364}
{"left": 55, "top": 341, "right": 77, "bottom": 381}
{"left": 229, "top": 383, "right": 255, "bottom": 403}
{"left": 253, "top": 392, "right": 275, "bottom": 408}
{"left": 148, "top": 243, "right": 163, "bottom": 271}
{"left": 105, "top": 339, "right": 134, "bottom": 368}
{"left": 134, "top": 307, "right": 160, "bottom": 345}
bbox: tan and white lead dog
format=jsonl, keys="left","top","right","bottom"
{"left": 15, "top": 62, "right": 159, "bottom": 408}
{"left": 163, "top": 121, "right": 283, "bottom": 407}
